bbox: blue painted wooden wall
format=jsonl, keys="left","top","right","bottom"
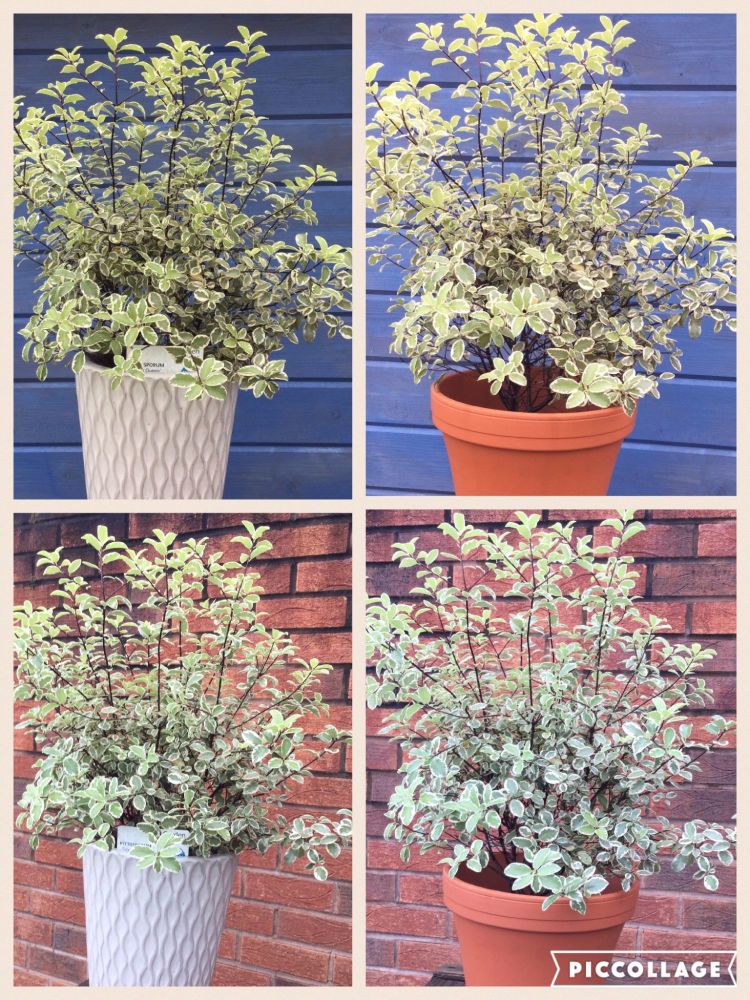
{"left": 366, "top": 14, "right": 736, "bottom": 496}
{"left": 14, "top": 14, "right": 352, "bottom": 499}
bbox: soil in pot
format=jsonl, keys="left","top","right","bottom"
{"left": 442, "top": 864, "right": 639, "bottom": 987}
{"left": 431, "top": 371, "right": 636, "bottom": 496}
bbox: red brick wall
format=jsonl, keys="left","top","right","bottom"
{"left": 14, "top": 512, "right": 352, "bottom": 988}
{"left": 366, "top": 509, "right": 736, "bottom": 986}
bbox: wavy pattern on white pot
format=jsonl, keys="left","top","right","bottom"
{"left": 83, "top": 847, "right": 237, "bottom": 986}
{"left": 76, "top": 361, "right": 238, "bottom": 499}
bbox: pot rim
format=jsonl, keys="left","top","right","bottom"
{"left": 431, "top": 371, "right": 636, "bottom": 451}
{"left": 83, "top": 845, "right": 239, "bottom": 868}
{"left": 442, "top": 867, "right": 640, "bottom": 932}
{"left": 433, "top": 370, "right": 633, "bottom": 422}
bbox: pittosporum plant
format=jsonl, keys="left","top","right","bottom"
{"left": 15, "top": 523, "right": 351, "bottom": 875}
{"left": 366, "top": 512, "right": 735, "bottom": 912}
{"left": 366, "top": 14, "right": 736, "bottom": 414}
{"left": 15, "top": 26, "right": 351, "bottom": 400}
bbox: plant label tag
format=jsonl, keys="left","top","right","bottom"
{"left": 116, "top": 825, "right": 190, "bottom": 858}
{"left": 136, "top": 346, "right": 186, "bottom": 379}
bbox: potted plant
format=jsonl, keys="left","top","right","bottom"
{"left": 15, "top": 26, "right": 351, "bottom": 499}
{"left": 366, "top": 14, "right": 735, "bottom": 495}
{"left": 15, "top": 522, "right": 352, "bottom": 987}
{"left": 366, "top": 511, "right": 734, "bottom": 986}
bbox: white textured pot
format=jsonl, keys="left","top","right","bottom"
{"left": 83, "top": 847, "right": 237, "bottom": 987}
{"left": 75, "top": 359, "right": 238, "bottom": 499}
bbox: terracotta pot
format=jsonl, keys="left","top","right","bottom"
{"left": 443, "top": 866, "right": 639, "bottom": 987}
{"left": 431, "top": 371, "right": 636, "bottom": 496}
{"left": 75, "top": 359, "right": 238, "bottom": 499}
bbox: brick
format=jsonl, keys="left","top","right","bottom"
{"left": 367, "top": 805, "right": 388, "bottom": 838}
{"left": 14, "top": 970, "right": 54, "bottom": 987}
{"left": 27, "top": 945, "right": 85, "bottom": 984}
{"left": 593, "top": 523, "right": 694, "bottom": 557}
{"left": 368, "top": 841, "right": 439, "bottom": 874}
{"left": 127, "top": 513, "right": 203, "bottom": 538}
{"left": 269, "top": 521, "right": 350, "bottom": 560}
{"left": 241, "top": 871, "right": 335, "bottom": 911}
{"left": 367, "top": 936, "right": 396, "bottom": 967}
{"left": 367, "top": 511, "right": 444, "bottom": 527}
{"left": 204, "top": 512, "right": 293, "bottom": 528}
{"left": 651, "top": 560, "right": 734, "bottom": 597}
{"left": 14, "top": 552, "right": 34, "bottom": 582}
{"left": 335, "top": 881, "right": 352, "bottom": 917}
{"left": 263, "top": 595, "right": 348, "bottom": 629}
{"left": 14, "top": 860, "right": 55, "bottom": 890}
{"left": 367, "top": 871, "right": 397, "bottom": 902}
{"left": 291, "top": 630, "right": 351, "bottom": 664}
{"left": 697, "top": 521, "right": 736, "bottom": 556}
{"left": 399, "top": 873, "right": 444, "bottom": 907}
{"left": 14, "top": 751, "right": 37, "bottom": 780}
{"left": 661, "top": 786, "right": 734, "bottom": 822}
{"left": 367, "top": 968, "right": 432, "bottom": 985}
{"left": 367, "top": 736, "right": 399, "bottom": 770}
{"left": 225, "top": 899, "right": 274, "bottom": 936}
{"left": 14, "top": 914, "right": 53, "bottom": 947}
{"left": 55, "top": 868, "right": 83, "bottom": 897}
{"left": 652, "top": 509, "right": 733, "bottom": 520}
{"left": 367, "top": 532, "right": 398, "bottom": 562}
{"left": 29, "top": 891, "right": 85, "bottom": 926}
{"left": 692, "top": 601, "right": 736, "bottom": 634}
{"left": 682, "top": 895, "right": 736, "bottom": 931}
{"left": 332, "top": 953, "right": 352, "bottom": 985}
{"left": 239, "top": 937, "right": 330, "bottom": 982}
{"left": 218, "top": 928, "right": 238, "bottom": 961}
{"left": 643, "top": 864, "right": 735, "bottom": 896}
{"left": 633, "top": 892, "right": 680, "bottom": 927}
{"left": 277, "top": 910, "right": 351, "bottom": 950}
{"left": 368, "top": 903, "right": 448, "bottom": 938}
{"left": 212, "top": 962, "right": 272, "bottom": 986}
{"left": 370, "top": 771, "right": 398, "bottom": 803}
{"left": 633, "top": 601, "right": 687, "bottom": 632}
{"left": 52, "top": 923, "right": 86, "bottom": 957}
{"left": 34, "top": 838, "right": 82, "bottom": 869}
{"left": 296, "top": 558, "right": 351, "bottom": 592}
{"left": 397, "top": 938, "right": 462, "bottom": 972}
{"left": 14, "top": 521, "right": 59, "bottom": 553}
{"left": 641, "top": 929, "right": 735, "bottom": 952}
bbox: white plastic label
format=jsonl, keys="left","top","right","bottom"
{"left": 137, "top": 346, "right": 185, "bottom": 378}
{"left": 116, "top": 825, "right": 190, "bottom": 858}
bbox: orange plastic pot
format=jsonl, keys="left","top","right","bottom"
{"left": 443, "top": 866, "right": 639, "bottom": 987}
{"left": 431, "top": 371, "right": 636, "bottom": 496}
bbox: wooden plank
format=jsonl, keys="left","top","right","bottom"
{"left": 14, "top": 13, "right": 352, "bottom": 51}
{"left": 15, "top": 445, "right": 352, "bottom": 500}
{"left": 14, "top": 315, "right": 352, "bottom": 381}
{"left": 14, "top": 119, "right": 351, "bottom": 184}
{"left": 366, "top": 166, "right": 735, "bottom": 229}
{"left": 15, "top": 381, "right": 351, "bottom": 446}
{"left": 366, "top": 14, "right": 735, "bottom": 87}
{"left": 367, "top": 360, "right": 734, "bottom": 448}
{"left": 366, "top": 91, "right": 735, "bottom": 163}
{"left": 366, "top": 425, "right": 734, "bottom": 496}
{"left": 14, "top": 185, "right": 352, "bottom": 310}
{"left": 15, "top": 48, "right": 352, "bottom": 118}
{"left": 366, "top": 296, "right": 736, "bottom": 380}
